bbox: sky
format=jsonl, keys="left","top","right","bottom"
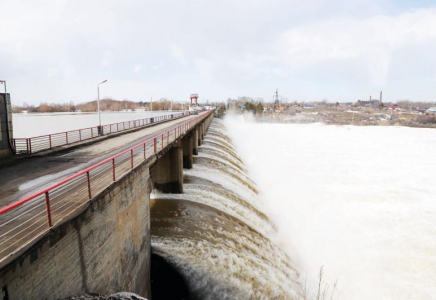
{"left": 1, "top": 0, "right": 436, "bottom": 105}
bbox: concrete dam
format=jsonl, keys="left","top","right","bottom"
{"left": 0, "top": 100, "right": 303, "bottom": 299}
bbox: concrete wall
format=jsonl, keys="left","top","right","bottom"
{"left": 0, "top": 157, "right": 156, "bottom": 300}
{"left": 0, "top": 93, "right": 13, "bottom": 157}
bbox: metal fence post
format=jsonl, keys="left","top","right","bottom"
{"left": 44, "top": 192, "right": 53, "bottom": 227}
{"left": 130, "top": 149, "right": 134, "bottom": 169}
{"left": 86, "top": 172, "right": 92, "bottom": 199}
{"left": 112, "top": 159, "right": 116, "bottom": 181}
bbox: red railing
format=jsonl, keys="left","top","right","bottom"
{"left": 0, "top": 110, "right": 213, "bottom": 265}
{"left": 13, "top": 112, "right": 188, "bottom": 154}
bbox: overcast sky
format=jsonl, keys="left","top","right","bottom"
{"left": 1, "top": 0, "right": 436, "bottom": 105}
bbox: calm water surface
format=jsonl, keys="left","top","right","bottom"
{"left": 12, "top": 111, "right": 177, "bottom": 137}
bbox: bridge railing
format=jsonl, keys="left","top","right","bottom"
{"left": 0, "top": 110, "right": 213, "bottom": 265}
{"left": 13, "top": 112, "right": 188, "bottom": 154}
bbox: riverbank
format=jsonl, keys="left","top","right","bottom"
{"left": 251, "top": 108, "right": 436, "bottom": 128}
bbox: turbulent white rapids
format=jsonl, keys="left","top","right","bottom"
{"left": 223, "top": 114, "right": 436, "bottom": 300}
{"left": 151, "top": 119, "right": 303, "bottom": 299}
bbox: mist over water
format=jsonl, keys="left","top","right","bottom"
{"left": 224, "top": 114, "right": 436, "bottom": 299}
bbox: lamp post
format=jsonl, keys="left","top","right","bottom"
{"left": 97, "top": 79, "right": 107, "bottom": 135}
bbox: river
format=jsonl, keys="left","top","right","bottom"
{"left": 12, "top": 111, "right": 176, "bottom": 137}
{"left": 224, "top": 114, "right": 436, "bottom": 299}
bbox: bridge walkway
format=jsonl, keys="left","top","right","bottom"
{"left": 0, "top": 113, "right": 204, "bottom": 209}
{"left": 0, "top": 111, "right": 212, "bottom": 265}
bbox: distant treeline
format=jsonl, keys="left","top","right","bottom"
{"left": 12, "top": 98, "right": 187, "bottom": 113}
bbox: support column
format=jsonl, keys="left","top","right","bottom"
{"left": 151, "top": 141, "right": 183, "bottom": 193}
{"left": 201, "top": 123, "right": 205, "bottom": 140}
{"left": 196, "top": 126, "right": 202, "bottom": 146}
{"left": 182, "top": 132, "right": 193, "bottom": 169}
{"left": 193, "top": 128, "right": 199, "bottom": 155}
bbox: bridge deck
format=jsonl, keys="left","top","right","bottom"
{"left": 0, "top": 113, "right": 203, "bottom": 208}
{"left": 0, "top": 111, "right": 211, "bottom": 266}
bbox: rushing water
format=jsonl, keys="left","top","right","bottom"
{"left": 12, "top": 111, "right": 175, "bottom": 137}
{"left": 223, "top": 114, "right": 436, "bottom": 300}
{"left": 150, "top": 119, "right": 303, "bottom": 299}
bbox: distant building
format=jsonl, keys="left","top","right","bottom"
{"left": 356, "top": 99, "right": 381, "bottom": 107}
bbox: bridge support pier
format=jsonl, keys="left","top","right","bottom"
{"left": 193, "top": 128, "right": 199, "bottom": 155}
{"left": 196, "top": 126, "right": 202, "bottom": 146}
{"left": 151, "top": 141, "right": 183, "bottom": 193}
{"left": 182, "top": 132, "right": 193, "bottom": 169}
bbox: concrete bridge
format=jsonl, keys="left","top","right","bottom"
{"left": 0, "top": 94, "right": 216, "bottom": 299}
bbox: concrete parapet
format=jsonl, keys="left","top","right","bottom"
{"left": 151, "top": 141, "right": 183, "bottom": 193}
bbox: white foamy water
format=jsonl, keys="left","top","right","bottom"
{"left": 224, "top": 114, "right": 436, "bottom": 299}
{"left": 151, "top": 119, "right": 303, "bottom": 299}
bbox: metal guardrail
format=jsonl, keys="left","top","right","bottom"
{"left": 13, "top": 112, "right": 188, "bottom": 154}
{"left": 0, "top": 110, "right": 213, "bottom": 265}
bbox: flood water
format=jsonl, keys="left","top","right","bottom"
{"left": 225, "top": 114, "right": 436, "bottom": 300}
{"left": 12, "top": 111, "right": 176, "bottom": 138}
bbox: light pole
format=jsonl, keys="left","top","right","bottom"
{"left": 97, "top": 79, "right": 107, "bottom": 135}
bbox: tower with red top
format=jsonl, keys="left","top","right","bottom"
{"left": 190, "top": 94, "right": 199, "bottom": 106}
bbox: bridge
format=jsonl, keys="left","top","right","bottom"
{"left": 0, "top": 93, "right": 216, "bottom": 299}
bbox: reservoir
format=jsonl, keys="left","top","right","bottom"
{"left": 12, "top": 111, "right": 176, "bottom": 137}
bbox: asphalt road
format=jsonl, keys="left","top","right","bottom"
{"left": 0, "top": 113, "right": 204, "bottom": 208}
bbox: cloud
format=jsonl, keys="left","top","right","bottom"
{"left": 279, "top": 8, "right": 436, "bottom": 84}
{"left": 1, "top": 0, "right": 436, "bottom": 104}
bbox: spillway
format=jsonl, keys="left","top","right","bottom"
{"left": 150, "top": 119, "right": 303, "bottom": 299}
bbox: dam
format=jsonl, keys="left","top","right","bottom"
{"left": 0, "top": 95, "right": 304, "bottom": 299}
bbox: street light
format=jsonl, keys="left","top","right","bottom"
{"left": 97, "top": 79, "right": 107, "bottom": 135}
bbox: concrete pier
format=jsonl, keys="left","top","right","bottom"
{"left": 193, "top": 128, "right": 199, "bottom": 155}
{"left": 151, "top": 141, "right": 183, "bottom": 193}
{"left": 182, "top": 132, "right": 194, "bottom": 169}
{"left": 196, "top": 126, "right": 202, "bottom": 146}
